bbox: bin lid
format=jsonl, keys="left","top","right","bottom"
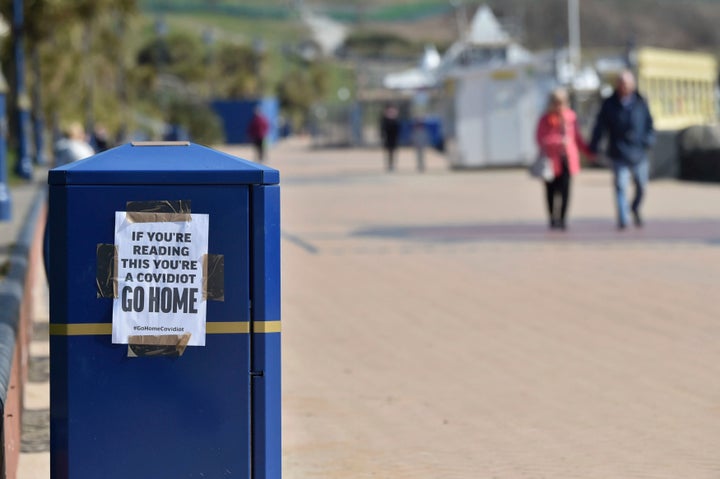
{"left": 48, "top": 142, "right": 279, "bottom": 185}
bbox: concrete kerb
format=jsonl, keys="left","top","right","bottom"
{"left": 0, "top": 187, "right": 48, "bottom": 478}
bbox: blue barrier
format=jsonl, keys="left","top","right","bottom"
{"left": 0, "top": 187, "right": 46, "bottom": 477}
{"left": 399, "top": 117, "right": 445, "bottom": 151}
{"left": 211, "top": 98, "right": 279, "bottom": 145}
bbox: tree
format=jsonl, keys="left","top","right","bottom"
{"left": 214, "top": 42, "right": 265, "bottom": 98}
{"left": 1, "top": 0, "right": 138, "bottom": 148}
{"left": 276, "top": 61, "right": 331, "bottom": 131}
{"left": 340, "top": 30, "right": 415, "bottom": 59}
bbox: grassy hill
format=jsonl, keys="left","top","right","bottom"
{"left": 139, "top": 0, "right": 720, "bottom": 57}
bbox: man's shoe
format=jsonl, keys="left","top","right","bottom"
{"left": 632, "top": 209, "right": 643, "bottom": 227}
{"left": 617, "top": 222, "right": 627, "bottom": 231}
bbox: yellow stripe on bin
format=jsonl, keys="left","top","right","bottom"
{"left": 49, "top": 323, "right": 112, "bottom": 336}
{"left": 49, "top": 321, "right": 280, "bottom": 336}
{"left": 206, "top": 322, "right": 250, "bottom": 334}
{"left": 254, "top": 321, "right": 281, "bottom": 333}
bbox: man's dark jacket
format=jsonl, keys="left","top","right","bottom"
{"left": 590, "top": 91, "right": 655, "bottom": 164}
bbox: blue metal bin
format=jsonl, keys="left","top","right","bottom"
{"left": 47, "top": 142, "right": 281, "bottom": 479}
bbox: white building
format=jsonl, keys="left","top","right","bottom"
{"left": 439, "top": 6, "right": 553, "bottom": 168}
{"left": 383, "top": 5, "right": 599, "bottom": 168}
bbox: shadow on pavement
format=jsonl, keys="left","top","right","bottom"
{"left": 352, "top": 218, "right": 720, "bottom": 244}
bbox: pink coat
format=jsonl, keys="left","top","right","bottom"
{"left": 248, "top": 113, "right": 269, "bottom": 142}
{"left": 535, "top": 107, "right": 591, "bottom": 176}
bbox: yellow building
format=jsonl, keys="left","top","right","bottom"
{"left": 636, "top": 47, "right": 718, "bottom": 131}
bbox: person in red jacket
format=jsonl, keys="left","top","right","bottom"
{"left": 536, "top": 88, "right": 593, "bottom": 230}
{"left": 247, "top": 107, "right": 270, "bottom": 163}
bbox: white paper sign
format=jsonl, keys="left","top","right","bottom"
{"left": 112, "top": 211, "right": 209, "bottom": 346}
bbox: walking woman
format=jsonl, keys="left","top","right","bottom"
{"left": 536, "top": 88, "right": 593, "bottom": 230}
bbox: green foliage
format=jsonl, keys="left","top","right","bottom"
{"left": 166, "top": 98, "right": 224, "bottom": 145}
{"left": 137, "top": 31, "right": 207, "bottom": 83}
{"left": 276, "top": 62, "right": 332, "bottom": 131}
{"left": 9, "top": 0, "right": 720, "bottom": 151}
{"left": 4, "top": 150, "right": 23, "bottom": 186}
{"left": 0, "top": 0, "right": 141, "bottom": 145}
{"left": 140, "top": 0, "right": 293, "bottom": 19}
{"left": 214, "top": 43, "right": 263, "bottom": 98}
{"left": 137, "top": 0, "right": 454, "bottom": 22}
{"left": 342, "top": 31, "right": 416, "bottom": 59}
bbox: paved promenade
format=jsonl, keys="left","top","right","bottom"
{"left": 12, "top": 138, "right": 720, "bottom": 478}
{"left": 228, "top": 138, "right": 720, "bottom": 478}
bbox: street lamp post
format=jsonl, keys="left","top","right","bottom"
{"left": 0, "top": 68, "right": 12, "bottom": 221}
{"left": 116, "top": 16, "right": 129, "bottom": 144}
{"left": 203, "top": 28, "right": 215, "bottom": 98}
{"left": 32, "top": 47, "right": 46, "bottom": 165}
{"left": 252, "top": 37, "right": 265, "bottom": 97}
{"left": 13, "top": 0, "right": 33, "bottom": 180}
{"left": 83, "top": 22, "right": 94, "bottom": 138}
{"left": 567, "top": 0, "right": 581, "bottom": 73}
{"left": 154, "top": 16, "right": 168, "bottom": 115}
{"left": 450, "top": 0, "right": 468, "bottom": 41}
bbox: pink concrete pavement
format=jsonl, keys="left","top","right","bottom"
{"left": 17, "top": 138, "right": 720, "bottom": 478}
{"left": 224, "top": 137, "right": 720, "bottom": 479}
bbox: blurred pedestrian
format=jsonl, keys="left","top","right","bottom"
{"left": 379, "top": 104, "right": 400, "bottom": 172}
{"left": 412, "top": 117, "right": 429, "bottom": 173}
{"left": 536, "top": 88, "right": 593, "bottom": 230}
{"left": 163, "top": 123, "right": 189, "bottom": 142}
{"left": 46, "top": 121, "right": 95, "bottom": 279}
{"left": 91, "top": 124, "right": 111, "bottom": 152}
{"left": 247, "top": 106, "right": 270, "bottom": 163}
{"left": 590, "top": 69, "right": 655, "bottom": 229}
{"left": 54, "top": 122, "right": 95, "bottom": 166}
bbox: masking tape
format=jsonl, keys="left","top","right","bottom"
{"left": 203, "top": 254, "right": 225, "bottom": 301}
{"left": 125, "top": 200, "right": 192, "bottom": 223}
{"left": 96, "top": 243, "right": 118, "bottom": 298}
{"left": 127, "top": 333, "right": 192, "bottom": 357}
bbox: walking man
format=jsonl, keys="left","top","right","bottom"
{"left": 379, "top": 104, "right": 401, "bottom": 172}
{"left": 590, "top": 69, "right": 655, "bottom": 229}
